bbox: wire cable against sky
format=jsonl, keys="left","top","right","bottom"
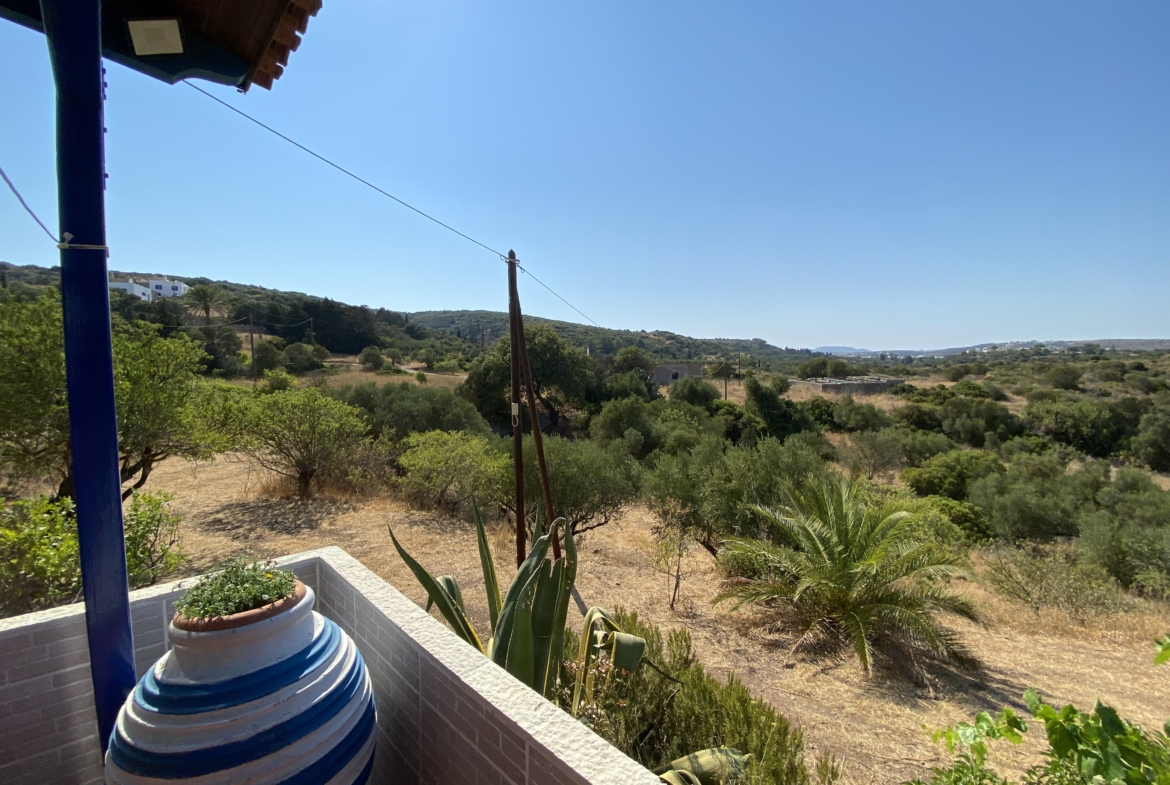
{"left": 0, "top": 163, "right": 59, "bottom": 243}
{"left": 184, "top": 82, "right": 507, "bottom": 258}
{"left": 184, "top": 81, "right": 602, "bottom": 328}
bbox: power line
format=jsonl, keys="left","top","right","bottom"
{"left": 184, "top": 81, "right": 507, "bottom": 259}
{"left": 517, "top": 266, "right": 600, "bottom": 327}
{"left": 0, "top": 163, "right": 59, "bottom": 243}
{"left": 183, "top": 81, "right": 603, "bottom": 329}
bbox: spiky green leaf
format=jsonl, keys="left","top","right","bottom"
{"left": 388, "top": 526, "right": 484, "bottom": 653}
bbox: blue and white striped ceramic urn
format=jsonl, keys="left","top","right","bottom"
{"left": 104, "top": 582, "right": 376, "bottom": 784}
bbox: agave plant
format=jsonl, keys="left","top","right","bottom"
{"left": 656, "top": 748, "right": 749, "bottom": 785}
{"left": 389, "top": 504, "right": 646, "bottom": 708}
{"left": 717, "top": 476, "right": 981, "bottom": 675}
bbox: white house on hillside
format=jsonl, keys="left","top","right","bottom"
{"left": 147, "top": 276, "right": 189, "bottom": 298}
{"left": 108, "top": 277, "right": 154, "bottom": 302}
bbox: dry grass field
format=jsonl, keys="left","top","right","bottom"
{"left": 146, "top": 457, "right": 1170, "bottom": 785}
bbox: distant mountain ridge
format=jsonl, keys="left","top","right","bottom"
{"left": 407, "top": 309, "right": 815, "bottom": 363}
{"left": 3, "top": 263, "right": 1165, "bottom": 360}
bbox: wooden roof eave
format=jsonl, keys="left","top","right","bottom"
{"left": 0, "top": 0, "right": 321, "bottom": 91}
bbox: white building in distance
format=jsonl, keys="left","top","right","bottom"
{"left": 147, "top": 277, "right": 189, "bottom": 298}
{"left": 108, "top": 277, "right": 154, "bottom": 302}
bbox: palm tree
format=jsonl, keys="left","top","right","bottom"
{"left": 717, "top": 476, "right": 981, "bottom": 676}
{"left": 183, "top": 285, "right": 229, "bottom": 325}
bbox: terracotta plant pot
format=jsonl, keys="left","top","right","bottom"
{"left": 104, "top": 580, "right": 376, "bottom": 784}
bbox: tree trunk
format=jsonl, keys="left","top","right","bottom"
{"left": 297, "top": 470, "right": 314, "bottom": 499}
{"left": 55, "top": 473, "right": 76, "bottom": 501}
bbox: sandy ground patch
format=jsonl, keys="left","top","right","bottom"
{"left": 147, "top": 457, "right": 1169, "bottom": 785}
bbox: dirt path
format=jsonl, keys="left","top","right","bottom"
{"left": 148, "top": 458, "right": 1170, "bottom": 785}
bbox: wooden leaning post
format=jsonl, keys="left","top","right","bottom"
{"left": 506, "top": 250, "right": 559, "bottom": 567}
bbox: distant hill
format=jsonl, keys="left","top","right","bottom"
{"left": 6, "top": 262, "right": 1164, "bottom": 363}
{"left": 408, "top": 309, "right": 816, "bottom": 365}
{"left": 821, "top": 339, "right": 1170, "bottom": 358}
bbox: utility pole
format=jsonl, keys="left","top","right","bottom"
{"left": 516, "top": 299, "right": 558, "bottom": 561}
{"left": 248, "top": 314, "right": 256, "bottom": 385}
{"left": 507, "top": 251, "right": 525, "bottom": 568}
{"left": 481, "top": 325, "right": 486, "bottom": 351}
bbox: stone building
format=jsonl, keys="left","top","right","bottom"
{"left": 793, "top": 376, "right": 904, "bottom": 395}
{"left": 652, "top": 362, "right": 708, "bottom": 386}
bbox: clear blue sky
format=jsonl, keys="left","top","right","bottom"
{"left": 2, "top": 2, "right": 1167, "bottom": 350}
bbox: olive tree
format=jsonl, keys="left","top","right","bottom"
{"left": 459, "top": 326, "right": 597, "bottom": 430}
{"left": 520, "top": 434, "right": 639, "bottom": 534}
{"left": 0, "top": 292, "right": 236, "bottom": 499}
{"left": 396, "top": 430, "right": 509, "bottom": 512}
{"left": 240, "top": 388, "right": 368, "bottom": 499}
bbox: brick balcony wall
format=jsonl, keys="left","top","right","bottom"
{"left": 0, "top": 547, "right": 659, "bottom": 785}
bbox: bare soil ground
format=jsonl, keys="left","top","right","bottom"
{"left": 147, "top": 458, "right": 1169, "bottom": 785}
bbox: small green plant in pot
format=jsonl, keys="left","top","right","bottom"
{"left": 104, "top": 558, "right": 379, "bottom": 785}
{"left": 173, "top": 558, "right": 297, "bottom": 620}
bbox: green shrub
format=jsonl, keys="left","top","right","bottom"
{"left": 982, "top": 544, "right": 1125, "bottom": 620}
{"left": 839, "top": 429, "right": 904, "bottom": 478}
{"left": 358, "top": 345, "right": 385, "bottom": 371}
{"left": 902, "top": 450, "right": 1005, "bottom": 501}
{"left": 745, "top": 377, "right": 818, "bottom": 441}
{"left": 261, "top": 367, "right": 296, "bottom": 393}
{"left": 1133, "top": 408, "right": 1170, "bottom": 472}
{"left": 329, "top": 381, "right": 490, "bottom": 440}
{"left": 981, "top": 382, "right": 1008, "bottom": 402}
{"left": 582, "top": 608, "right": 823, "bottom": 785}
{"left": 241, "top": 388, "right": 369, "bottom": 499}
{"left": 920, "top": 495, "right": 993, "bottom": 542}
{"left": 907, "top": 689, "right": 1170, "bottom": 785}
{"left": 799, "top": 396, "right": 838, "bottom": 430}
{"left": 0, "top": 492, "right": 185, "bottom": 617}
{"left": 669, "top": 377, "right": 721, "bottom": 410}
{"left": 784, "top": 429, "right": 838, "bottom": 462}
{"left": 283, "top": 342, "right": 324, "bottom": 373}
{"left": 397, "top": 430, "right": 509, "bottom": 513}
{"left": 607, "top": 370, "right": 658, "bottom": 402}
{"left": 433, "top": 358, "right": 462, "bottom": 374}
{"left": 123, "top": 490, "right": 185, "bottom": 587}
{"left": 174, "top": 558, "right": 296, "bottom": 619}
{"left": 519, "top": 434, "right": 639, "bottom": 534}
{"left": 966, "top": 454, "right": 1102, "bottom": 541}
{"left": 832, "top": 395, "right": 892, "bottom": 432}
{"left": 711, "top": 399, "right": 767, "bottom": 446}
{"left": 644, "top": 436, "right": 828, "bottom": 550}
{"left": 592, "top": 396, "right": 656, "bottom": 456}
{"left": 252, "top": 339, "right": 285, "bottom": 374}
{"left": 893, "top": 402, "right": 945, "bottom": 433}
{"left": 939, "top": 397, "right": 1022, "bottom": 448}
{"left": 891, "top": 427, "right": 956, "bottom": 467}
{"left": 951, "top": 381, "right": 989, "bottom": 398}
{"left": 0, "top": 496, "right": 80, "bottom": 615}
{"left": 612, "top": 346, "right": 657, "bottom": 375}
{"left": 1077, "top": 468, "right": 1170, "bottom": 594}
{"left": 1024, "top": 397, "right": 1146, "bottom": 458}
{"left": 1046, "top": 363, "right": 1083, "bottom": 390}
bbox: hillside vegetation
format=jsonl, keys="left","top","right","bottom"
{"left": 2, "top": 264, "right": 1168, "bottom": 784}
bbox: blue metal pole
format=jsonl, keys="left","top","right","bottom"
{"left": 39, "top": 0, "right": 136, "bottom": 752}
